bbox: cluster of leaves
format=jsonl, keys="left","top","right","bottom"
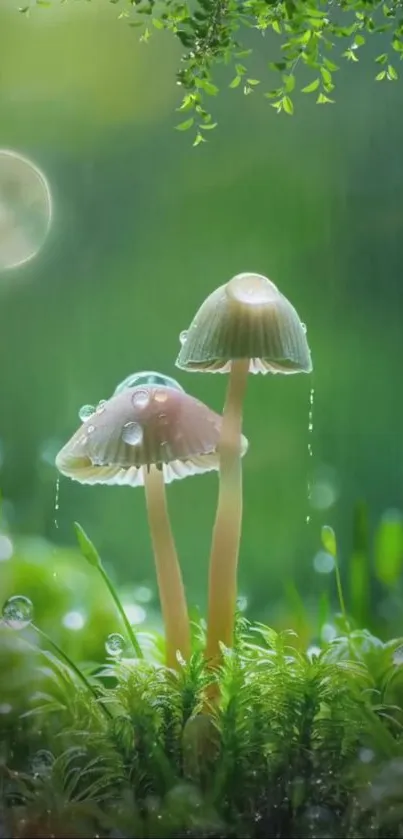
{"left": 3, "top": 615, "right": 403, "bottom": 838}
{"left": 22, "top": 0, "right": 403, "bottom": 142}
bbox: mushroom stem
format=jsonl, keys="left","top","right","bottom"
{"left": 143, "top": 465, "right": 191, "bottom": 669}
{"left": 206, "top": 358, "right": 249, "bottom": 666}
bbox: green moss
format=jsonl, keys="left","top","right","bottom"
{"left": 3, "top": 617, "right": 403, "bottom": 839}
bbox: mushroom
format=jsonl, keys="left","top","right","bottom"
{"left": 55, "top": 381, "right": 248, "bottom": 670}
{"left": 176, "top": 272, "right": 312, "bottom": 665}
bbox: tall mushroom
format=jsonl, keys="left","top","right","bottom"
{"left": 176, "top": 272, "right": 312, "bottom": 666}
{"left": 55, "top": 381, "right": 248, "bottom": 670}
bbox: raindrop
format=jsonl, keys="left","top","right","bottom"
{"left": 131, "top": 388, "right": 150, "bottom": 409}
{"left": 79, "top": 404, "right": 95, "bottom": 422}
{"left": 134, "top": 585, "right": 153, "bottom": 603}
{"left": 0, "top": 534, "right": 13, "bottom": 562}
{"left": 0, "top": 149, "right": 52, "bottom": 272}
{"left": 96, "top": 399, "right": 107, "bottom": 415}
{"left": 122, "top": 422, "right": 143, "bottom": 446}
{"left": 31, "top": 750, "right": 54, "bottom": 776}
{"left": 2, "top": 595, "right": 33, "bottom": 629}
{"left": 105, "top": 633, "right": 126, "bottom": 657}
{"left": 301, "top": 321, "right": 307, "bottom": 333}
{"left": 54, "top": 475, "right": 60, "bottom": 530}
{"left": 313, "top": 550, "right": 335, "bottom": 574}
{"left": 114, "top": 371, "right": 184, "bottom": 396}
{"left": 179, "top": 330, "right": 188, "bottom": 345}
{"left": 87, "top": 425, "right": 95, "bottom": 435}
{"left": 62, "top": 610, "right": 86, "bottom": 631}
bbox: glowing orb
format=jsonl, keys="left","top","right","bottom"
{"left": 0, "top": 149, "right": 52, "bottom": 271}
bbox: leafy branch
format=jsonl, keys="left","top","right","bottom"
{"left": 20, "top": 0, "right": 403, "bottom": 141}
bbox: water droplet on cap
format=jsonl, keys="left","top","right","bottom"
{"left": 96, "top": 400, "right": 107, "bottom": 415}
{"left": 114, "top": 371, "right": 184, "bottom": 396}
{"left": 122, "top": 422, "right": 143, "bottom": 446}
{"left": 301, "top": 322, "right": 307, "bottom": 333}
{"left": 79, "top": 404, "right": 95, "bottom": 422}
{"left": 179, "top": 330, "right": 188, "bottom": 345}
{"left": 105, "top": 632, "right": 126, "bottom": 657}
{"left": 154, "top": 389, "right": 168, "bottom": 403}
{"left": 87, "top": 425, "right": 95, "bottom": 435}
{"left": 132, "top": 389, "right": 150, "bottom": 409}
{"left": 2, "top": 595, "right": 33, "bottom": 629}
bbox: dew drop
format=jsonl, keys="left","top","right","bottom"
{"left": 31, "top": 750, "right": 54, "bottom": 776}
{"left": 2, "top": 595, "right": 33, "bottom": 629}
{"left": 179, "top": 330, "right": 188, "bottom": 345}
{"left": 79, "top": 404, "right": 95, "bottom": 422}
{"left": 301, "top": 322, "right": 307, "bottom": 334}
{"left": 114, "top": 371, "right": 184, "bottom": 395}
{"left": 105, "top": 633, "right": 126, "bottom": 657}
{"left": 96, "top": 399, "right": 107, "bottom": 415}
{"left": 122, "top": 422, "right": 143, "bottom": 446}
{"left": 131, "top": 388, "right": 150, "bottom": 409}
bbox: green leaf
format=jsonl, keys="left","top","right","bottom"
{"left": 246, "top": 79, "right": 260, "bottom": 86}
{"left": 193, "top": 133, "right": 206, "bottom": 147}
{"left": 316, "top": 92, "right": 335, "bottom": 103}
{"left": 177, "top": 95, "right": 196, "bottom": 112}
{"left": 354, "top": 34, "right": 366, "bottom": 46}
{"left": 322, "top": 525, "right": 337, "bottom": 557}
{"left": 301, "top": 78, "right": 320, "bottom": 93}
{"left": 375, "top": 53, "right": 388, "bottom": 64}
{"left": 74, "top": 522, "right": 101, "bottom": 569}
{"left": 200, "top": 122, "right": 218, "bottom": 130}
{"left": 375, "top": 512, "right": 403, "bottom": 586}
{"left": 320, "top": 66, "right": 332, "bottom": 85}
{"left": 152, "top": 18, "right": 164, "bottom": 29}
{"left": 282, "top": 95, "right": 294, "bottom": 115}
{"left": 196, "top": 79, "right": 219, "bottom": 95}
{"left": 268, "top": 61, "right": 287, "bottom": 72}
{"left": 176, "top": 118, "right": 194, "bottom": 131}
{"left": 235, "top": 64, "right": 247, "bottom": 76}
{"left": 387, "top": 63, "right": 398, "bottom": 79}
{"left": 323, "top": 58, "right": 339, "bottom": 72}
{"left": 283, "top": 74, "right": 295, "bottom": 93}
{"left": 375, "top": 70, "right": 387, "bottom": 80}
{"left": 229, "top": 76, "right": 241, "bottom": 88}
{"left": 272, "top": 20, "right": 282, "bottom": 34}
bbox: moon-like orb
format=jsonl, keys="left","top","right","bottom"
{"left": 0, "top": 149, "right": 52, "bottom": 271}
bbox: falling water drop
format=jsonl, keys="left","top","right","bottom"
{"left": 79, "top": 404, "right": 95, "bottom": 422}
{"left": 122, "top": 422, "right": 143, "bottom": 446}
{"left": 2, "top": 595, "right": 33, "bottom": 629}
{"left": 54, "top": 475, "right": 60, "bottom": 530}
{"left": 306, "top": 385, "right": 315, "bottom": 524}
{"left": 105, "top": 633, "right": 126, "bottom": 657}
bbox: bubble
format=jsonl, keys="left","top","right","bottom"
{"left": 79, "top": 404, "right": 95, "bottom": 422}
{"left": 31, "top": 750, "right": 54, "bottom": 776}
{"left": 122, "top": 422, "right": 143, "bottom": 446}
{"left": 105, "top": 632, "right": 126, "bottom": 657}
{"left": 114, "top": 371, "right": 184, "bottom": 396}
{"left": 131, "top": 388, "right": 150, "bottom": 409}
{"left": 123, "top": 603, "right": 146, "bottom": 625}
{"left": 0, "top": 149, "right": 52, "bottom": 272}
{"left": 313, "top": 550, "right": 335, "bottom": 574}
{"left": 179, "top": 330, "right": 188, "bottom": 345}
{"left": 2, "top": 595, "right": 33, "bottom": 629}
{"left": 0, "top": 534, "right": 13, "bottom": 562}
{"left": 62, "top": 610, "right": 86, "bottom": 631}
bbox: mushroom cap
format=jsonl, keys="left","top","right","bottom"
{"left": 176, "top": 272, "right": 312, "bottom": 375}
{"left": 55, "top": 384, "right": 249, "bottom": 487}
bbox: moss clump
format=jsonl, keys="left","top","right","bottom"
{"left": 3, "top": 619, "right": 403, "bottom": 839}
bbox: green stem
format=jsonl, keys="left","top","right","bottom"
{"left": 31, "top": 624, "right": 112, "bottom": 719}
{"left": 334, "top": 554, "right": 349, "bottom": 632}
{"left": 97, "top": 564, "right": 143, "bottom": 659}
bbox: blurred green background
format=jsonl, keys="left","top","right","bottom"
{"left": 0, "top": 0, "right": 403, "bottom": 658}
